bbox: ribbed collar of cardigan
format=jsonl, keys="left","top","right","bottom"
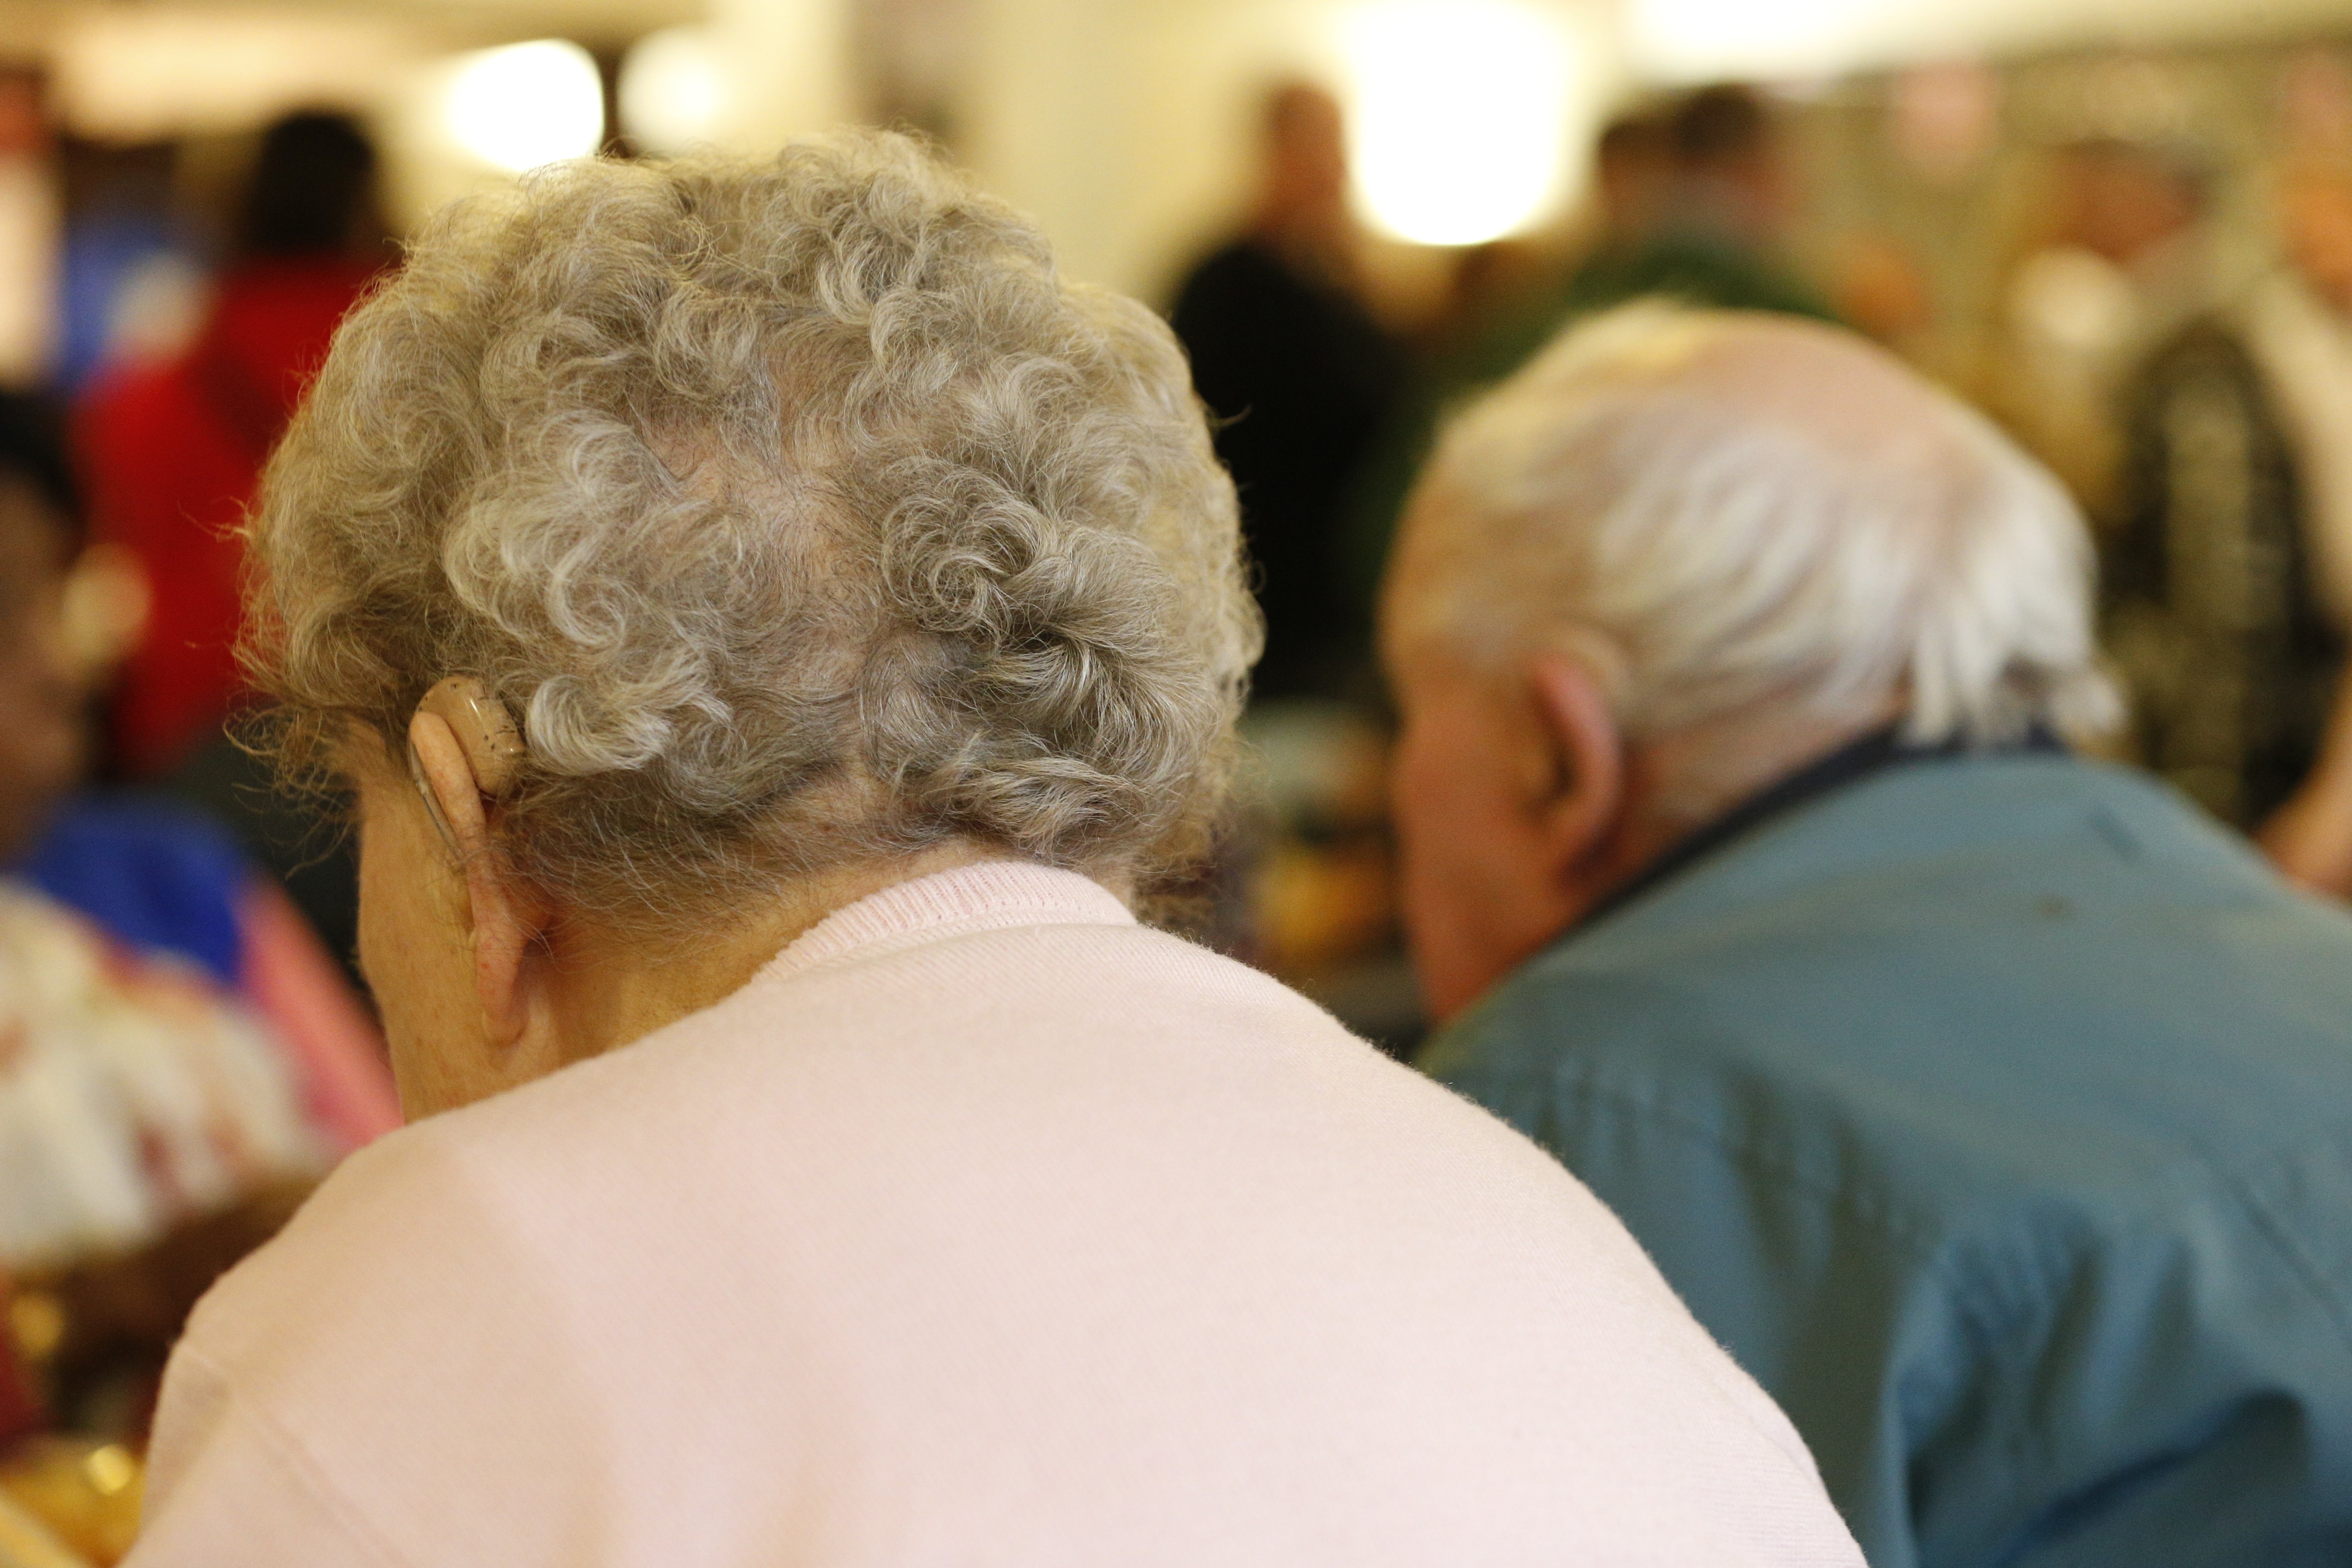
{"left": 759, "top": 860, "right": 1135, "bottom": 985}
{"left": 1575, "top": 720, "right": 2065, "bottom": 935}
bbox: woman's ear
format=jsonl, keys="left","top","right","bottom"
{"left": 407, "top": 708, "right": 544, "bottom": 1049}
{"left": 1522, "top": 652, "right": 1626, "bottom": 874}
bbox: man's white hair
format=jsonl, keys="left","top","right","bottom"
{"left": 1399, "top": 303, "right": 2117, "bottom": 746}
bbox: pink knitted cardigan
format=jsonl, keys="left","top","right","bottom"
{"left": 129, "top": 862, "right": 1861, "bottom": 1566}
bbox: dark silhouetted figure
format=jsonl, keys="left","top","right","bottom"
{"left": 1171, "top": 85, "right": 1406, "bottom": 701}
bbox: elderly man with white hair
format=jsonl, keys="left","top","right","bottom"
{"left": 1390, "top": 304, "right": 2352, "bottom": 1567}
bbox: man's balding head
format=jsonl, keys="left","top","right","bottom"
{"left": 1382, "top": 305, "right": 2114, "bottom": 1020}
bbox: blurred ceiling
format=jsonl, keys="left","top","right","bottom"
{"left": 1629, "top": 0, "right": 2352, "bottom": 82}
{"left": 13, "top": 0, "right": 2352, "bottom": 116}
{"left": 16, "top": 0, "right": 2352, "bottom": 295}
{"left": 0, "top": 0, "right": 701, "bottom": 56}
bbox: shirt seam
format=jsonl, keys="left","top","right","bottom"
{"left": 1524, "top": 1059, "right": 2063, "bottom": 1358}
{"left": 1512, "top": 1066, "right": 2062, "bottom": 1519}
{"left": 760, "top": 910, "right": 1142, "bottom": 990}
{"left": 761, "top": 861, "right": 1131, "bottom": 982}
{"left": 2220, "top": 1163, "right": 2352, "bottom": 1358}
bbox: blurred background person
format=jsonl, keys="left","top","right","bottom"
{"left": 1998, "top": 137, "right": 2216, "bottom": 518}
{"left": 1171, "top": 82, "right": 1406, "bottom": 704}
{"left": 2, "top": 402, "right": 391, "bottom": 1131}
{"left": 1168, "top": 83, "right": 1418, "bottom": 1053}
{"left": 76, "top": 110, "right": 385, "bottom": 784}
{"left": 1457, "top": 86, "right": 1834, "bottom": 394}
{"left": 0, "top": 385, "right": 392, "bottom": 1541}
{"left": 2104, "top": 162, "right": 2352, "bottom": 884}
{"left": 54, "top": 139, "right": 204, "bottom": 404}
{"left": 1564, "top": 85, "right": 1829, "bottom": 323}
{"left": 1389, "top": 304, "right": 2352, "bottom": 1566}
{"left": 1587, "top": 113, "right": 1674, "bottom": 262}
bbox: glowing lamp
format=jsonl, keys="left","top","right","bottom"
{"left": 619, "top": 27, "right": 729, "bottom": 156}
{"left": 1338, "top": 0, "right": 1580, "bottom": 247}
{"left": 445, "top": 40, "right": 605, "bottom": 174}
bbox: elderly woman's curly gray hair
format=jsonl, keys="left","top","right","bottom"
{"left": 247, "top": 131, "right": 1259, "bottom": 928}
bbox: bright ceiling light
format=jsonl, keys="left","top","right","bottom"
{"left": 619, "top": 26, "right": 728, "bottom": 156}
{"left": 1338, "top": 0, "right": 1579, "bottom": 248}
{"left": 444, "top": 39, "right": 604, "bottom": 174}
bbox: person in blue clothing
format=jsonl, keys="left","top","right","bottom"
{"left": 0, "top": 387, "right": 398, "bottom": 1441}
{"left": 1383, "top": 301, "right": 2352, "bottom": 1566}
{"left": 0, "top": 387, "right": 386, "bottom": 1081}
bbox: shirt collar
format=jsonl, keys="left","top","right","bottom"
{"left": 757, "top": 859, "right": 1135, "bottom": 985}
{"left": 1575, "top": 723, "right": 2063, "bottom": 935}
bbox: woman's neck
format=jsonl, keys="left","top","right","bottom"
{"left": 542, "top": 843, "right": 1000, "bottom": 1069}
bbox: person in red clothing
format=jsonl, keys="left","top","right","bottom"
{"left": 77, "top": 112, "right": 384, "bottom": 777}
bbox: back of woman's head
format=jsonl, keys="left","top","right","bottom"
{"left": 250, "top": 131, "right": 1258, "bottom": 929}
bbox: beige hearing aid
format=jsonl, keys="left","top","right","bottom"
{"left": 408, "top": 676, "right": 525, "bottom": 853}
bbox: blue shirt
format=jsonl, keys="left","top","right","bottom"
{"left": 1423, "top": 750, "right": 2352, "bottom": 1567}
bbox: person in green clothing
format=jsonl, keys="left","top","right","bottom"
{"left": 1383, "top": 301, "right": 2352, "bottom": 1566}
{"left": 1467, "top": 86, "right": 1832, "bottom": 385}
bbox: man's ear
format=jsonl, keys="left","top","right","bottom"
{"left": 1522, "top": 652, "right": 1625, "bottom": 872}
{"left": 407, "top": 708, "right": 542, "bottom": 1048}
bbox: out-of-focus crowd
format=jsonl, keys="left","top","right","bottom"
{"left": 0, "top": 98, "right": 398, "bottom": 1563}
